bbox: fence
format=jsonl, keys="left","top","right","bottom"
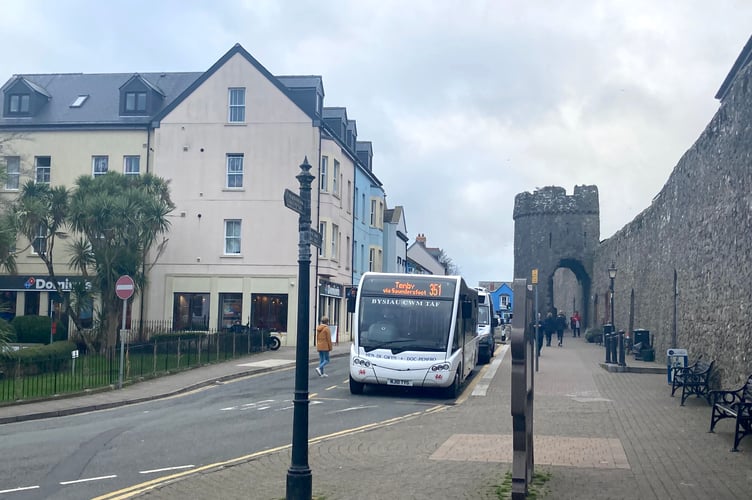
{"left": 0, "top": 329, "right": 276, "bottom": 404}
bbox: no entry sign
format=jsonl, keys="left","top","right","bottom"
{"left": 115, "top": 275, "right": 135, "bottom": 300}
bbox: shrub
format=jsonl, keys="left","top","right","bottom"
{"left": 584, "top": 327, "right": 602, "bottom": 343}
{"left": 0, "top": 318, "right": 16, "bottom": 343}
{"left": 11, "top": 316, "right": 65, "bottom": 344}
{"left": 0, "top": 341, "right": 77, "bottom": 375}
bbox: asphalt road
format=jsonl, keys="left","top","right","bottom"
{"left": 0, "top": 358, "right": 464, "bottom": 500}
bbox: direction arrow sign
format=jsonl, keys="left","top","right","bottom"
{"left": 283, "top": 189, "right": 305, "bottom": 215}
{"left": 310, "top": 229, "right": 322, "bottom": 249}
{"left": 115, "top": 275, "right": 135, "bottom": 300}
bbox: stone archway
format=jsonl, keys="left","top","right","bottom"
{"left": 513, "top": 185, "right": 600, "bottom": 329}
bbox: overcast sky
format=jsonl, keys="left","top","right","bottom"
{"left": 3, "top": 0, "right": 751, "bottom": 286}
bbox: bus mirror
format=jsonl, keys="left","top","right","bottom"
{"left": 462, "top": 300, "right": 473, "bottom": 318}
{"left": 346, "top": 287, "right": 357, "bottom": 313}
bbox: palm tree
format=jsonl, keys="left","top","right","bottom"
{"left": 69, "top": 172, "right": 174, "bottom": 348}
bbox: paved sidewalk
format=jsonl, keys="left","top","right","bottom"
{"left": 5, "top": 337, "right": 752, "bottom": 499}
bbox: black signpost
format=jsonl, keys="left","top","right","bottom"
{"left": 285, "top": 157, "right": 320, "bottom": 500}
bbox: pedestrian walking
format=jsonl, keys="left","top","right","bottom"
{"left": 555, "top": 311, "right": 567, "bottom": 346}
{"left": 533, "top": 316, "right": 545, "bottom": 356}
{"left": 315, "top": 316, "right": 333, "bottom": 377}
{"left": 570, "top": 311, "right": 582, "bottom": 337}
{"left": 543, "top": 312, "right": 556, "bottom": 347}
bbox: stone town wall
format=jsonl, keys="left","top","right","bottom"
{"left": 594, "top": 64, "right": 752, "bottom": 387}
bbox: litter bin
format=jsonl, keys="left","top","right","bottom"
{"left": 632, "top": 329, "right": 654, "bottom": 361}
{"left": 666, "top": 348, "right": 688, "bottom": 384}
{"left": 633, "top": 329, "right": 651, "bottom": 347}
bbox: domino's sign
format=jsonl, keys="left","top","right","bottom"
{"left": 23, "top": 276, "right": 93, "bottom": 292}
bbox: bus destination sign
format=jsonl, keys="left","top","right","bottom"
{"left": 363, "top": 276, "right": 456, "bottom": 299}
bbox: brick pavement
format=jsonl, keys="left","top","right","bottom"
{"left": 6, "top": 335, "right": 752, "bottom": 499}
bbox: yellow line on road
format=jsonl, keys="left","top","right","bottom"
{"left": 93, "top": 405, "right": 445, "bottom": 500}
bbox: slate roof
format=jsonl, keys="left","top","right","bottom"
{"left": 0, "top": 72, "right": 201, "bottom": 128}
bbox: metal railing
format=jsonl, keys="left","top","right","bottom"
{"left": 0, "top": 329, "right": 275, "bottom": 404}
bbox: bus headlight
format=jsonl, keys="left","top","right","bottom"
{"left": 430, "top": 362, "right": 451, "bottom": 372}
{"left": 352, "top": 357, "right": 371, "bottom": 368}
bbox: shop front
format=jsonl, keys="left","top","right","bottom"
{"left": 318, "top": 279, "right": 344, "bottom": 342}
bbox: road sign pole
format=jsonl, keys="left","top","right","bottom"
{"left": 287, "top": 157, "right": 315, "bottom": 499}
{"left": 118, "top": 298, "right": 126, "bottom": 389}
{"left": 115, "top": 275, "right": 135, "bottom": 390}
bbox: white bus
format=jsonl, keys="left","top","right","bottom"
{"left": 348, "top": 272, "right": 479, "bottom": 398}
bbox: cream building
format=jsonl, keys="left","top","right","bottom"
{"left": 0, "top": 44, "right": 385, "bottom": 346}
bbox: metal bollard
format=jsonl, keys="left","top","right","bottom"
{"left": 617, "top": 330, "right": 626, "bottom": 366}
{"left": 604, "top": 334, "right": 612, "bottom": 363}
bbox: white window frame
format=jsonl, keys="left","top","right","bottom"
{"left": 320, "top": 156, "right": 328, "bottom": 192}
{"left": 226, "top": 154, "right": 244, "bottom": 188}
{"left": 92, "top": 156, "right": 109, "bottom": 177}
{"left": 370, "top": 199, "right": 377, "bottom": 226}
{"left": 369, "top": 248, "right": 375, "bottom": 272}
{"left": 32, "top": 223, "right": 47, "bottom": 256}
{"left": 124, "top": 156, "right": 140, "bottom": 176}
{"left": 332, "top": 159, "right": 340, "bottom": 196}
{"left": 4, "top": 156, "right": 20, "bottom": 190}
{"left": 319, "top": 221, "right": 327, "bottom": 257}
{"left": 228, "top": 88, "right": 246, "bottom": 123}
{"left": 331, "top": 224, "right": 339, "bottom": 261}
{"left": 224, "top": 219, "right": 242, "bottom": 255}
{"left": 35, "top": 156, "right": 50, "bottom": 184}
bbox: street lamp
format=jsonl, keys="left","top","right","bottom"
{"left": 608, "top": 261, "right": 617, "bottom": 327}
{"left": 603, "top": 261, "right": 616, "bottom": 363}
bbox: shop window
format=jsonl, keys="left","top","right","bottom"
{"left": 173, "top": 292, "right": 210, "bottom": 331}
{"left": 24, "top": 291, "right": 40, "bottom": 316}
{"left": 251, "top": 293, "right": 288, "bottom": 332}
{"left": 0, "top": 291, "right": 16, "bottom": 322}
{"left": 219, "top": 293, "right": 243, "bottom": 331}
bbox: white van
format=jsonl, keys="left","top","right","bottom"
{"left": 474, "top": 287, "right": 497, "bottom": 364}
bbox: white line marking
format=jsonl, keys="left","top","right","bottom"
{"left": 472, "top": 345, "right": 508, "bottom": 396}
{"left": 335, "top": 405, "right": 379, "bottom": 413}
{"left": 140, "top": 465, "right": 195, "bottom": 474}
{"left": 60, "top": 475, "right": 117, "bottom": 485}
{"left": 0, "top": 485, "right": 40, "bottom": 494}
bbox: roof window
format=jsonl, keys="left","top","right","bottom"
{"left": 70, "top": 95, "right": 89, "bottom": 108}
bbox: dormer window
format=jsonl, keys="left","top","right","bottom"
{"left": 125, "top": 91, "right": 147, "bottom": 113}
{"left": 8, "top": 93, "right": 30, "bottom": 115}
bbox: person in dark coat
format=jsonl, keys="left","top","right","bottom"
{"left": 532, "top": 315, "right": 545, "bottom": 356}
{"left": 555, "top": 312, "right": 567, "bottom": 346}
{"left": 543, "top": 312, "right": 556, "bottom": 347}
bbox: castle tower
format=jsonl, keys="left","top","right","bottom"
{"left": 513, "top": 185, "right": 600, "bottom": 326}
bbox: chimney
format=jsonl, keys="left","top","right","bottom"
{"left": 416, "top": 233, "right": 426, "bottom": 246}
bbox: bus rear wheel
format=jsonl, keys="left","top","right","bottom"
{"left": 349, "top": 376, "right": 365, "bottom": 395}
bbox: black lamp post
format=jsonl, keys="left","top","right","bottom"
{"left": 608, "top": 262, "right": 617, "bottom": 327}
{"left": 286, "top": 157, "right": 315, "bottom": 499}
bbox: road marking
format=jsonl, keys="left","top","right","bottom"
{"left": 472, "top": 345, "right": 508, "bottom": 396}
{"left": 0, "top": 485, "right": 40, "bottom": 494}
{"left": 93, "top": 405, "right": 447, "bottom": 500}
{"left": 334, "top": 405, "right": 379, "bottom": 413}
{"left": 60, "top": 475, "right": 117, "bottom": 485}
{"left": 140, "top": 465, "right": 195, "bottom": 474}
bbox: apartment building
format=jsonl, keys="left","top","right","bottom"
{"left": 0, "top": 43, "right": 389, "bottom": 346}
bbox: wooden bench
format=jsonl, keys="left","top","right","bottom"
{"left": 709, "top": 374, "right": 752, "bottom": 452}
{"left": 670, "top": 359, "right": 714, "bottom": 406}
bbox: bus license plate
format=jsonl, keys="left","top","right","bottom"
{"left": 388, "top": 379, "right": 412, "bottom": 386}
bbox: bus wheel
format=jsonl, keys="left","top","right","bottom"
{"left": 349, "top": 376, "right": 365, "bottom": 395}
{"left": 444, "top": 370, "right": 461, "bottom": 399}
